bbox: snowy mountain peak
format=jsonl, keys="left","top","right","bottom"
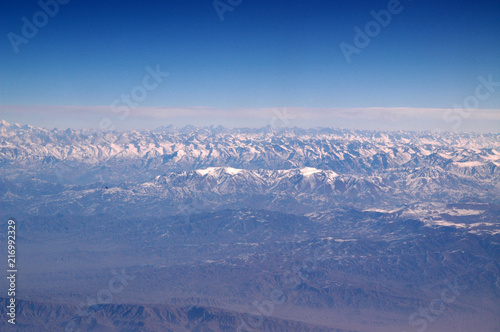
{"left": 196, "top": 166, "right": 243, "bottom": 176}
{"left": 299, "top": 167, "right": 323, "bottom": 176}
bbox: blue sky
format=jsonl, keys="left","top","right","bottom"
{"left": 1, "top": 0, "right": 499, "bottom": 130}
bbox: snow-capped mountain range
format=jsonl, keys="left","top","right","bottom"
{"left": 1, "top": 120, "right": 499, "bottom": 171}
{"left": 1, "top": 121, "right": 499, "bottom": 230}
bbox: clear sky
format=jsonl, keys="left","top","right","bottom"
{"left": 1, "top": 0, "right": 499, "bottom": 131}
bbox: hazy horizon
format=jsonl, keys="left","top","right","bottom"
{"left": 2, "top": 0, "right": 499, "bottom": 132}
{"left": 1, "top": 105, "right": 500, "bottom": 132}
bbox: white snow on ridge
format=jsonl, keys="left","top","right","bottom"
{"left": 453, "top": 161, "right": 484, "bottom": 167}
{"left": 196, "top": 166, "right": 243, "bottom": 176}
{"left": 195, "top": 166, "right": 338, "bottom": 178}
{"left": 300, "top": 167, "right": 322, "bottom": 176}
{"left": 363, "top": 208, "right": 401, "bottom": 214}
{"left": 445, "top": 209, "right": 484, "bottom": 216}
{"left": 225, "top": 167, "right": 243, "bottom": 175}
{"left": 300, "top": 167, "right": 323, "bottom": 176}
{"left": 425, "top": 219, "right": 467, "bottom": 228}
{"left": 196, "top": 167, "right": 221, "bottom": 176}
